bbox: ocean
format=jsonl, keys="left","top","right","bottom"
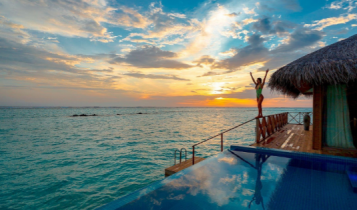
{"left": 0, "top": 107, "right": 312, "bottom": 209}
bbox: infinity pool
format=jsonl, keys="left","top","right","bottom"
{"left": 97, "top": 146, "right": 357, "bottom": 210}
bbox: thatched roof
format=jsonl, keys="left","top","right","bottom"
{"left": 269, "top": 34, "right": 357, "bottom": 98}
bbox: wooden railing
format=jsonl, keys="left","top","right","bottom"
{"left": 189, "top": 112, "right": 308, "bottom": 165}
{"left": 288, "top": 112, "right": 313, "bottom": 125}
{"left": 255, "top": 112, "right": 288, "bottom": 143}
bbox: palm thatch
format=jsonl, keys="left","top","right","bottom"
{"left": 269, "top": 34, "right": 357, "bottom": 98}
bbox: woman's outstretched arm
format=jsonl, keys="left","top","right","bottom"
{"left": 262, "top": 69, "right": 269, "bottom": 87}
{"left": 250, "top": 72, "right": 257, "bottom": 85}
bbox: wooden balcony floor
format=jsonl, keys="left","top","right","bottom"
{"left": 251, "top": 124, "right": 357, "bottom": 158}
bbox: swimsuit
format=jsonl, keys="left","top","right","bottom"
{"left": 256, "top": 85, "right": 262, "bottom": 99}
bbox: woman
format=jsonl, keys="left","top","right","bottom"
{"left": 250, "top": 69, "right": 269, "bottom": 118}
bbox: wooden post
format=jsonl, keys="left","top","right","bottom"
{"left": 272, "top": 115, "right": 276, "bottom": 132}
{"left": 192, "top": 146, "right": 195, "bottom": 165}
{"left": 313, "top": 85, "right": 324, "bottom": 150}
{"left": 277, "top": 114, "right": 280, "bottom": 129}
{"left": 267, "top": 116, "right": 272, "bottom": 135}
{"left": 261, "top": 117, "right": 267, "bottom": 140}
{"left": 221, "top": 133, "right": 223, "bottom": 152}
{"left": 256, "top": 118, "right": 260, "bottom": 143}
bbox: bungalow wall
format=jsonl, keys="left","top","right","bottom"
{"left": 312, "top": 86, "right": 325, "bottom": 150}
{"left": 347, "top": 84, "right": 357, "bottom": 148}
{"left": 313, "top": 84, "right": 357, "bottom": 150}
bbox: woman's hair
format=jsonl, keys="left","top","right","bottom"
{"left": 256, "top": 78, "right": 262, "bottom": 89}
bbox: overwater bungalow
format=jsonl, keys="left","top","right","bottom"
{"left": 254, "top": 33, "right": 357, "bottom": 156}
{"left": 97, "top": 35, "right": 357, "bottom": 210}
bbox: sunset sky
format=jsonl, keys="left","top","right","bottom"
{"left": 1, "top": 0, "right": 356, "bottom": 107}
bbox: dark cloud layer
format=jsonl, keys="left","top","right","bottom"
{"left": 200, "top": 26, "right": 324, "bottom": 76}
{"left": 272, "top": 28, "right": 325, "bottom": 53}
{"left": 110, "top": 45, "right": 192, "bottom": 69}
{"left": 0, "top": 38, "right": 79, "bottom": 73}
{"left": 252, "top": 17, "right": 295, "bottom": 35}
{"left": 257, "top": 0, "right": 301, "bottom": 12}
{"left": 193, "top": 55, "right": 216, "bottom": 67}
{"left": 212, "top": 34, "right": 269, "bottom": 70}
{"left": 124, "top": 72, "right": 189, "bottom": 81}
{"left": 0, "top": 38, "right": 122, "bottom": 89}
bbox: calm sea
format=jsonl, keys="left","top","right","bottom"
{"left": 0, "top": 107, "right": 311, "bottom": 209}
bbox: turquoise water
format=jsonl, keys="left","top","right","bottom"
{"left": 0, "top": 107, "right": 311, "bottom": 209}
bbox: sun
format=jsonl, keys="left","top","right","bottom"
{"left": 211, "top": 82, "right": 226, "bottom": 94}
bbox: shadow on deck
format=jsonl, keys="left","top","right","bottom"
{"left": 251, "top": 124, "right": 357, "bottom": 158}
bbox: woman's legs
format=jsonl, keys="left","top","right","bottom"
{"left": 258, "top": 95, "right": 264, "bottom": 117}
{"left": 256, "top": 98, "right": 260, "bottom": 118}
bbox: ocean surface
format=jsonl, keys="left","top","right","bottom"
{"left": 0, "top": 107, "right": 311, "bottom": 209}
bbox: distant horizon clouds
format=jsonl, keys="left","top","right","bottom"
{"left": 1, "top": 0, "right": 356, "bottom": 107}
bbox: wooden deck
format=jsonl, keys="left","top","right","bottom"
{"left": 251, "top": 124, "right": 357, "bottom": 158}
{"left": 165, "top": 157, "right": 205, "bottom": 177}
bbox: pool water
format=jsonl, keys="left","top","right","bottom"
{"left": 98, "top": 146, "right": 357, "bottom": 210}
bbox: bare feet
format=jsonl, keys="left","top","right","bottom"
{"left": 256, "top": 114, "right": 263, "bottom": 118}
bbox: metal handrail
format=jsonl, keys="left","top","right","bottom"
{"left": 180, "top": 148, "right": 187, "bottom": 162}
{"left": 190, "top": 111, "right": 312, "bottom": 165}
{"left": 173, "top": 148, "right": 188, "bottom": 165}
{"left": 192, "top": 118, "right": 256, "bottom": 165}
{"left": 173, "top": 149, "right": 180, "bottom": 165}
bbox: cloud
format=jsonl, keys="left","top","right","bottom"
{"left": 115, "top": 6, "right": 151, "bottom": 28}
{"left": 0, "top": 16, "right": 30, "bottom": 44}
{"left": 110, "top": 45, "right": 193, "bottom": 69}
{"left": 255, "top": 0, "right": 301, "bottom": 12}
{"left": 179, "top": 5, "right": 239, "bottom": 57}
{"left": 252, "top": 17, "right": 295, "bottom": 35}
{"left": 327, "top": 28, "right": 349, "bottom": 35}
{"left": 124, "top": 72, "right": 189, "bottom": 81}
{"left": 0, "top": 0, "right": 120, "bottom": 42}
{"left": 212, "top": 34, "right": 269, "bottom": 70}
{"left": 272, "top": 28, "right": 325, "bottom": 53}
{"left": 280, "top": 0, "right": 302, "bottom": 11}
{"left": 205, "top": 27, "right": 324, "bottom": 73}
{"left": 255, "top": 28, "right": 325, "bottom": 71}
{"left": 243, "top": 7, "right": 256, "bottom": 15}
{"left": 255, "top": 2, "right": 275, "bottom": 12}
{"left": 0, "top": 37, "right": 122, "bottom": 91}
{"left": 199, "top": 71, "right": 222, "bottom": 77}
{"left": 225, "top": 12, "right": 240, "bottom": 17}
{"left": 193, "top": 55, "right": 216, "bottom": 67}
{"left": 242, "top": 18, "right": 258, "bottom": 25}
{"left": 327, "top": 0, "right": 357, "bottom": 12}
{"left": 219, "top": 48, "right": 238, "bottom": 57}
{"left": 221, "top": 19, "right": 255, "bottom": 39}
{"left": 168, "top": 13, "right": 187, "bottom": 19}
{"left": 305, "top": 13, "right": 357, "bottom": 30}
{"left": 0, "top": 38, "right": 80, "bottom": 73}
{"left": 120, "top": 3, "right": 200, "bottom": 46}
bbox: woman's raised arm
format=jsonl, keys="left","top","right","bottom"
{"left": 262, "top": 69, "right": 269, "bottom": 87}
{"left": 250, "top": 72, "right": 257, "bottom": 85}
